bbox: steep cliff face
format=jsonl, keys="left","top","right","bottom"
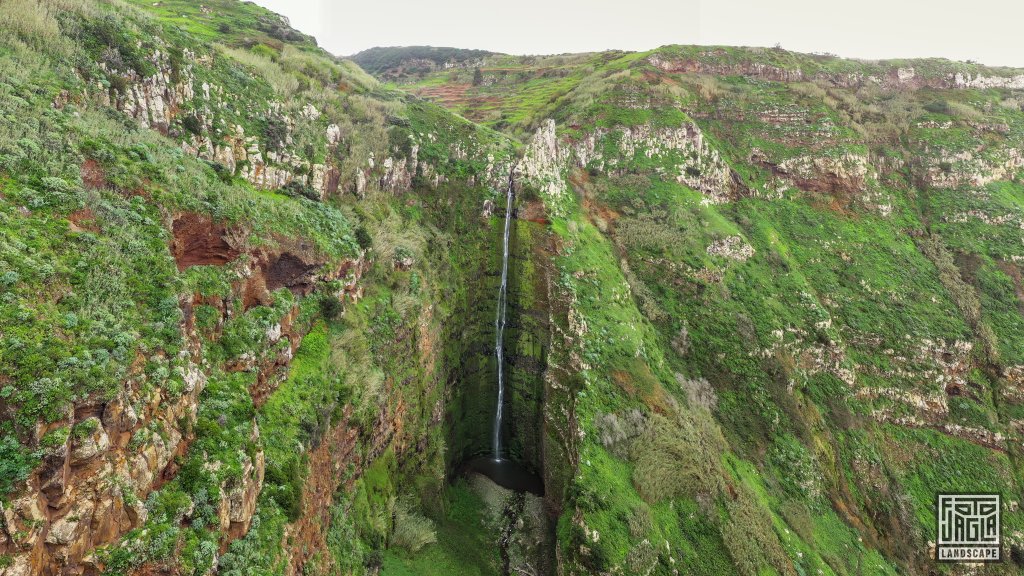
{"left": 520, "top": 118, "right": 738, "bottom": 211}
{"left": 0, "top": 203, "right": 375, "bottom": 576}
{"left": 0, "top": 1, "right": 516, "bottom": 575}
{"left": 444, "top": 192, "right": 552, "bottom": 473}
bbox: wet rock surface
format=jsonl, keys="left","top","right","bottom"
{"left": 467, "top": 473, "right": 554, "bottom": 576}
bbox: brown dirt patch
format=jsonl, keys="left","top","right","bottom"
{"left": 67, "top": 208, "right": 99, "bottom": 233}
{"left": 80, "top": 159, "right": 106, "bottom": 190}
{"left": 171, "top": 213, "right": 240, "bottom": 271}
{"left": 518, "top": 198, "right": 550, "bottom": 224}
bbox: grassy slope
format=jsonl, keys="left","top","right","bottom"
{"left": 0, "top": 0, "right": 363, "bottom": 499}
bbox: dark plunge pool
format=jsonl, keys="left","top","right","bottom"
{"left": 460, "top": 457, "right": 544, "bottom": 495}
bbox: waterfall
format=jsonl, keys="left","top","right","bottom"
{"left": 493, "top": 170, "right": 515, "bottom": 460}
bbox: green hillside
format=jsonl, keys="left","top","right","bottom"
{"left": 373, "top": 43, "right": 1024, "bottom": 575}
{"left": 1, "top": 3, "right": 1024, "bottom": 576}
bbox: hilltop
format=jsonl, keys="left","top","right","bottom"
{"left": 349, "top": 46, "right": 498, "bottom": 81}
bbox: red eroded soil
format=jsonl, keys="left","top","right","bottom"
{"left": 80, "top": 159, "right": 106, "bottom": 190}
{"left": 171, "top": 213, "right": 240, "bottom": 271}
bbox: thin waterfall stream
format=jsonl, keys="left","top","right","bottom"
{"left": 493, "top": 168, "right": 515, "bottom": 460}
{"left": 459, "top": 165, "right": 543, "bottom": 496}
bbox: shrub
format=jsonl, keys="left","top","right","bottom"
{"left": 721, "top": 486, "right": 795, "bottom": 576}
{"left": 690, "top": 75, "right": 724, "bottom": 100}
{"left": 262, "top": 116, "right": 289, "bottom": 152}
{"left": 790, "top": 81, "right": 828, "bottom": 101}
{"left": 624, "top": 539, "right": 657, "bottom": 575}
{"left": 0, "top": 0, "right": 85, "bottom": 48}
{"left": 779, "top": 499, "right": 814, "bottom": 546}
{"left": 318, "top": 293, "right": 343, "bottom": 320}
{"left": 83, "top": 15, "right": 157, "bottom": 77}
{"left": 354, "top": 226, "right": 372, "bottom": 250}
{"left": 946, "top": 100, "right": 983, "bottom": 121}
{"left": 769, "top": 434, "right": 820, "bottom": 500}
{"left": 390, "top": 496, "right": 436, "bottom": 553}
{"left": 916, "top": 235, "right": 993, "bottom": 356}
{"left": 72, "top": 417, "right": 100, "bottom": 440}
{"left": 250, "top": 43, "right": 278, "bottom": 60}
{"left": 0, "top": 435, "right": 36, "bottom": 495}
{"left": 283, "top": 180, "right": 318, "bottom": 201}
{"left": 631, "top": 411, "right": 726, "bottom": 503}
{"left": 1000, "top": 98, "right": 1021, "bottom": 111}
{"left": 593, "top": 409, "right": 646, "bottom": 457}
{"left": 627, "top": 504, "right": 652, "bottom": 539}
{"left": 327, "top": 499, "right": 366, "bottom": 572}
{"left": 216, "top": 43, "right": 300, "bottom": 96}
{"left": 266, "top": 457, "right": 304, "bottom": 521}
{"left": 676, "top": 373, "right": 718, "bottom": 411}
{"left": 181, "top": 114, "right": 203, "bottom": 136}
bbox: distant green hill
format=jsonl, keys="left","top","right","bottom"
{"left": 351, "top": 46, "right": 499, "bottom": 80}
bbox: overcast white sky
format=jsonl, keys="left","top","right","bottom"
{"left": 252, "top": 0, "right": 1024, "bottom": 67}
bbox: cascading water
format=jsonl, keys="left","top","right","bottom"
{"left": 493, "top": 170, "right": 515, "bottom": 460}
{"left": 459, "top": 165, "right": 543, "bottom": 495}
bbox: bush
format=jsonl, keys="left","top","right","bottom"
{"left": 283, "top": 180, "right": 318, "bottom": 201}
{"left": 181, "top": 114, "right": 203, "bottom": 136}
{"left": 624, "top": 539, "right": 657, "bottom": 575}
{"left": 675, "top": 373, "right": 717, "bottom": 411}
{"left": 266, "top": 458, "right": 304, "bottom": 521}
{"left": 72, "top": 417, "right": 100, "bottom": 440}
{"left": 631, "top": 411, "right": 726, "bottom": 503}
{"left": 779, "top": 499, "right": 814, "bottom": 545}
{"left": 216, "top": 43, "right": 299, "bottom": 96}
{"left": 390, "top": 496, "right": 436, "bottom": 553}
{"left": 262, "top": 116, "right": 289, "bottom": 152}
{"left": 355, "top": 226, "right": 372, "bottom": 250}
{"left": 318, "top": 293, "right": 343, "bottom": 320}
{"left": 0, "top": 0, "right": 85, "bottom": 48}
{"left": 0, "top": 435, "right": 36, "bottom": 497}
{"left": 721, "top": 486, "right": 795, "bottom": 576}
{"left": 627, "top": 504, "right": 652, "bottom": 539}
{"left": 83, "top": 15, "right": 157, "bottom": 77}
{"left": 946, "top": 100, "right": 984, "bottom": 121}
{"left": 327, "top": 499, "right": 366, "bottom": 572}
{"left": 916, "top": 235, "right": 992, "bottom": 356}
{"left": 593, "top": 409, "right": 646, "bottom": 457}
{"left": 690, "top": 75, "right": 724, "bottom": 100}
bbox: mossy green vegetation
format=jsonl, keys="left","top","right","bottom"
{"left": 380, "top": 481, "right": 500, "bottom": 576}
